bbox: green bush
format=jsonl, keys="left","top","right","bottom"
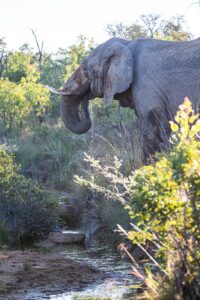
{"left": 0, "top": 146, "right": 57, "bottom": 245}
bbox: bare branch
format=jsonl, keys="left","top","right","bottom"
{"left": 0, "top": 49, "right": 8, "bottom": 78}
{"left": 30, "top": 28, "right": 45, "bottom": 71}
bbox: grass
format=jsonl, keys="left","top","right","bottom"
{"left": 13, "top": 124, "right": 88, "bottom": 190}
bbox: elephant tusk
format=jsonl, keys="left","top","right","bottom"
{"left": 45, "top": 85, "right": 70, "bottom": 95}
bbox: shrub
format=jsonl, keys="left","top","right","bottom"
{"left": 0, "top": 146, "right": 57, "bottom": 246}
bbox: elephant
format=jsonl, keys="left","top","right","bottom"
{"left": 49, "top": 37, "right": 200, "bottom": 159}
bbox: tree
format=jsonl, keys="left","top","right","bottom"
{"left": 0, "top": 50, "right": 7, "bottom": 79}
{"left": 0, "top": 46, "right": 50, "bottom": 135}
{"left": 39, "top": 49, "right": 68, "bottom": 119}
{"left": 140, "top": 14, "right": 161, "bottom": 38}
{"left": 30, "top": 29, "right": 49, "bottom": 72}
{"left": 0, "top": 38, "right": 7, "bottom": 79}
{"left": 41, "top": 48, "right": 67, "bottom": 88}
{"left": 64, "top": 35, "right": 95, "bottom": 80}
{"left": 106, "top": 22, "right": 148, "bottom": 39}
{"left": 0, "top": 37, "right": 6, "bottom": 49}
{"left": 19, "top": 43, "right": 34, "bottom": 53}
{"left": 0, "top": 77, "right": 50, "bottom": 134}
{"left": 3, "top": 51, "right": 39, "bottom": 83}
{"left": 161, "top": 15, "right": 192, "bottom": 41}
{"left": 106, "top": 14, "right": 191, "bottom": 41}
{"left": 126, "top": 24, "right": 148, "bottom": 40}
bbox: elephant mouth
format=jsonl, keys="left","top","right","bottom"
{"left": 61, "top": 90, "right": 93, "bottom": 134}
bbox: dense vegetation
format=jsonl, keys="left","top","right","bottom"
{"left": 78, "top": 99, "right": 200, "bottom": 299}
{"left": 0, "top": 14, "right": 199, "bottom": 299}
{"left": 0, "top": 146, "right": 56, "bottom": 246}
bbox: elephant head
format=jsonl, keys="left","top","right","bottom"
{"left": 50, "top": 39, "right": 133, "bottom": 134}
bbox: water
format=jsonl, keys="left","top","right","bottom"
{"left": 20, "top": 239, "right": 139, "bottom": 300}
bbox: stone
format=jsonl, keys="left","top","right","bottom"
{"left": 34, "top": 239, "right": 56, "bottom": 248}
{"left": 48, "top": 231, "right": 85, "bottom": 244}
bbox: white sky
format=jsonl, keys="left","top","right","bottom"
{"left": 0, "top": 0, "right": 199, "bottom": 52}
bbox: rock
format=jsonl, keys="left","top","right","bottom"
{"left": 34, "top": 239, "right": 56, "bottom": 248}
{"left": 57, "top": 204, "right": 79, "bottom": 226}
{"left": 48, "top": 231, "right": 85, "bottom": 244}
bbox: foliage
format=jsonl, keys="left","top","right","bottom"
{"left": 161, "top": 15, "right": 192, "bottom": 41}
{"left": 76, "top": 99, "right": 200, "bottom": 299}
{"left": 0, "top": 33, "right": 140, "bottom": 209}
{"left": 0, "top": 146, "right": 57, "bottom": 245}
{"left": 0, "top": 77, "right": 50, "bottom": 134}
{"left": 40, "top": 49, "right": 67, "bottom": 88}
{"left": 64, "top": 35, "right": 95, "bottom": 81}
{"left": 106, "top": 22, "right": 148, "bottom": 40}
{"left": 3, "top": 51, "right": 39, "bottom": 83}
{"left": 0, "top": 48, "right": 50, "bottom": 135}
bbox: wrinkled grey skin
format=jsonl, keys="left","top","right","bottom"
{"left": 56, "top": 37, "right": 200, "bottom": 158}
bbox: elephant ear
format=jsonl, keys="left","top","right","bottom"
{"left": 103, "top": 43, "right": 133, "bottom": 106}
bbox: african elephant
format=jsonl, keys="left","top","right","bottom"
{"left": 49, "top": 37, "right": 200, "bottom": 159}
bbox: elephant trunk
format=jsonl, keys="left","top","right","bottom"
{"left": 61, "top": 96, "right": 91, "bottom": 134}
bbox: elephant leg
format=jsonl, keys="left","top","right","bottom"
{"left": 139, "top": 107, "right": 171, "bottom": 160}
{"left": 147, "top": 107, "right": 171, "bottom": 151}
{"left": 133, "top": 81, "right": 171, "bottom": 159}
{"left": 139, "top": 117, "right": 157, "bottom": 160}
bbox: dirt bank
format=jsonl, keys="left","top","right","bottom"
{"left": 0, "top": 250, "right": 104, "bottom": 299}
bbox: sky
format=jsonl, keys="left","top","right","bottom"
{"left": 0, "top": 0, "right": 199, "bottom": 52}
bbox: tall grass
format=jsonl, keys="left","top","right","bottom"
{"left": 14, "top": 124, "right": 88, "bottom": 190}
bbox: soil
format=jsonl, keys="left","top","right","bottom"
{"left": 0, "top": 249, "right": 104, "bottom": 299}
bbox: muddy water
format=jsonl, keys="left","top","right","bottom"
{"left": 23, "top": 239, "right": 139, "bottom": 300}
